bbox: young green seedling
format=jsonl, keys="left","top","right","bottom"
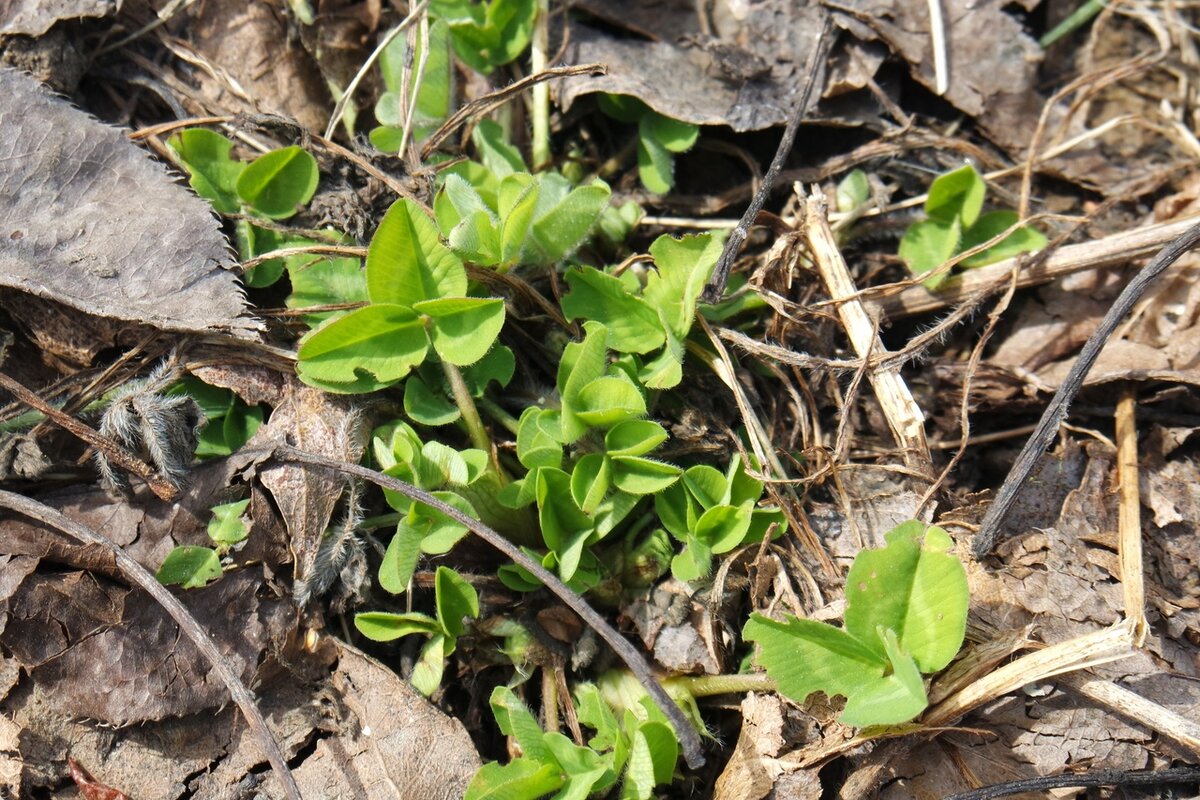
{"left": 156, "top": 499, "right": 251, "bottom": 589}
{"left": 743, "top": 521, "right": 968, "bottom": 727}
{"left": 465, "top": 684, "right": 679, "bottom": 800}
{"left": 354, "top": 565, "right": 480, "bottom": 695}
{"left": 597, "top": 94, "right": 699, "bottom": 194}
{"left": 431, "top": 0, "right": 537, "bottom": 74}
{"left": 560, "top": 231, "right": 724, "bottom": 388}
{"left": 898, "top": 164, "right": 1046, "bottom": 289}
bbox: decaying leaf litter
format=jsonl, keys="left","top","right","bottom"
{"left": 0, "top": 0, "right": 1199, "bottom": 797}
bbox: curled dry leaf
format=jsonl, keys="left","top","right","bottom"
{"left": 0, "top": 68, "right": 257, "bottom": 338}
{"left": 256, "top": 379, "right": 368, "bottom": 593}
{"left": 0, "top": 0, "right": 115, "bottom": 36}
{"left": 557, "top": 0, "right": 829, "bottom": 132}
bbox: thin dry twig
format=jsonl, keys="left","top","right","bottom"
{"left": 1115, "top": 387, "right": 1147, "bottom": 642}
{"left": 420, "top": 64, "right": 606, "bottom": 159}
{"left": 0, "top": 490, "right": 301, "bottom": 800}
{"left": 703, "top": 14, "right": 832, "bottom": 302}
{"left": 972, "top": 219, "right": 1200, "bottom": 557}
{"left": 262, "top": 443, "right": 708, "bottom": 769}
{"left": 324, "top": 0, "right": 430, "bottom": 140}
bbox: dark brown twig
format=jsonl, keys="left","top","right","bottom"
{"left": 701, "top": 14, "right": 832, "bottom": 303}
{"left": 420, "top": 64, "right": 606, "bottom": 160}
{"left": 973, "top": 220, "right": 1200, "bottom": 557}
{"left": 943, "top": 765, "right": 1200, "bottom": 800}
{"left": 0, "top": 371, "right": 178, "bottom": 502}
{"left": 0, "top": 490, "right": 301, "bottom": 800}
{"left": 264, "top": 443, "right": 708, "bottom": 769}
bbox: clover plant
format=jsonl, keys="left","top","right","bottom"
{"left": 371, "top": 419, "right": 536, "bottom": 597}
{"left": 597, "top": 94, "right": 699, "bottom": 194}
{"left": 744, "top": 521, "right": 968, "bottom": 727}
{"left": 899, "top": 164, "right": 1046, "bottom": 289}
{"left": 431, "top": 0, "right": 536, "bottom": 74}
{"left": 156, "top": 499, "right": 251, "bottom": 589}
{"left": 296, "top": 198, "right": 506, "bottom": 394}
{"left": 355, "top": 565, "right": 480, "bottom": 695}
{"left": 168, "top": 128, "right": 329, "bottom": 288}
{"left": 433, "top": 122, "right": 612, "bottom": 270}
{"left": 656, "top": 454, "right": 785, "bottom": 582}
{"left": 560, "top": 231, "right": 724, "bottom": 388}
{"left": 465, "top": 684, "right": 679, "bottom": 800}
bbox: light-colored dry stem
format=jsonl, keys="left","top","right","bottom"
{"left": 1116, "top": 388, "right": 1147, "bottom": 642}
{"left": 799, "top": 187, "right": 931, "bottom": 476}
{"left": 872, "top": 214, "right": 1200, "bottom": 319}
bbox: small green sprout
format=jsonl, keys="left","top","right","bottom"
{"left": 156, "top": 499, "right": 251, "bottom": 589}
{"left": 898, "top": 164, "right": 1046, "bottom": 289}
{"left": 465, "top": 683, "right": 679, "bottom": 800}
{"left": 597, "top": 95, "right": 699, "bottom": 194}
{"left": 355, "top": 566, "right": 480, "bottom": 695}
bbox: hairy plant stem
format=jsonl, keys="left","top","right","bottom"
{"left": 441, "top": 360, "right": 491, "bottom": 455}
{"left": 476, "top": 395, "right": 521, "bottom": 436}
{"left": 529, "top": 0, "right": 551, "bottom": 170}
{"left": 671, "top": 672, "right": 777, "bottom": 698}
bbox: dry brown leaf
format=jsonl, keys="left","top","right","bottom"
{"left": 0, "top": 68, "right": 257, "bottom": 338}
{"left": 285, "top": 639, "right": 481, "bottom": 800}
{"left": 557, "top": 0, "right": 828, "bottom": 132}
{"left": 186, "top": 0, "right": 331, "bottom": 131}
{"left": 834, "top": 0, "right": 1043, "bottom": 155}
{"left": 0, "top": 0, "right": 114, "bottom": 36}
{"left": 0, "top": 567, "right": 291, "bottom": 725}
{"left": 256, "top": 379, "right": 366, "bottom": 593}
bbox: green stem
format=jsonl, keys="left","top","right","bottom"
{"left": 360, "top": 511, "right": 403, "bottom": 531}
{"left": 476, "top": 396, "right": 521, "bottom": 436}
{"left": 669, "top": 672, "right": 777, "bottom": 698}
{"left": 441, "top": 360, "right": 491, "bottom": 454}
{"left": 530, "top": 0, "right": 551, "bottom": 170}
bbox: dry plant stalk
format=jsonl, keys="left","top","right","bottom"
{"left": 872, "top": 213, "right": 1200, "bottom": 319}
{"left": 798, "top": 186, "right": 932, "bottom": 476}
{"left": 1115, "top": 387, "right": 1147, "bottom": 642}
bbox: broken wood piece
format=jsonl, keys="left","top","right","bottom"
{"left": 871, "top": 214, "right": 1200, "bottom": 319}
{"left": 1115, "top": 388, "right": 1147, "bottom": 643}
{"left": 798, "top": 187, "right": 932, "bottom": 476}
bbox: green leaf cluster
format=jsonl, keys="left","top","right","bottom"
{"left": 434, "top": 123, "right": 612, "bottom": 270}
{"left": 431, "top": 0, "right": 536, "bottom": 74}
{"left": 743, "top": 521, "right": 969, "bottom": 727}
{"left": 493, "top": 322, "right": 678, "bottom": 592}
{"left": 898, "top": 164, "right": 1047, "bottom": 289}
{"left": 297, "top": 198, "right": 506, "bottom": 393}
{"left": 371, "top": 420, "right": 488, "bottom": 593}
{"left": 560, "top": 232, "right": 723, "bottom": 388}
{"left": 168, "top": 128, "right": 341, "bottom": 290}
{"left": 355, "top": 566, "right": 480, "bottom": 695}
{"left": 156, "top": 499, "right": 251, "bottom": 589}
{"left": 597, "top": 95, "right": 699, "bottom": 194}
{"left": 657, "top": 454, "right": 784, "bottom": 582}
{"left": 466, "top": 684, "right": 678, "bottom": 800}
{"left": 169, "top": 129, "right": 318, "bottom": 219}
